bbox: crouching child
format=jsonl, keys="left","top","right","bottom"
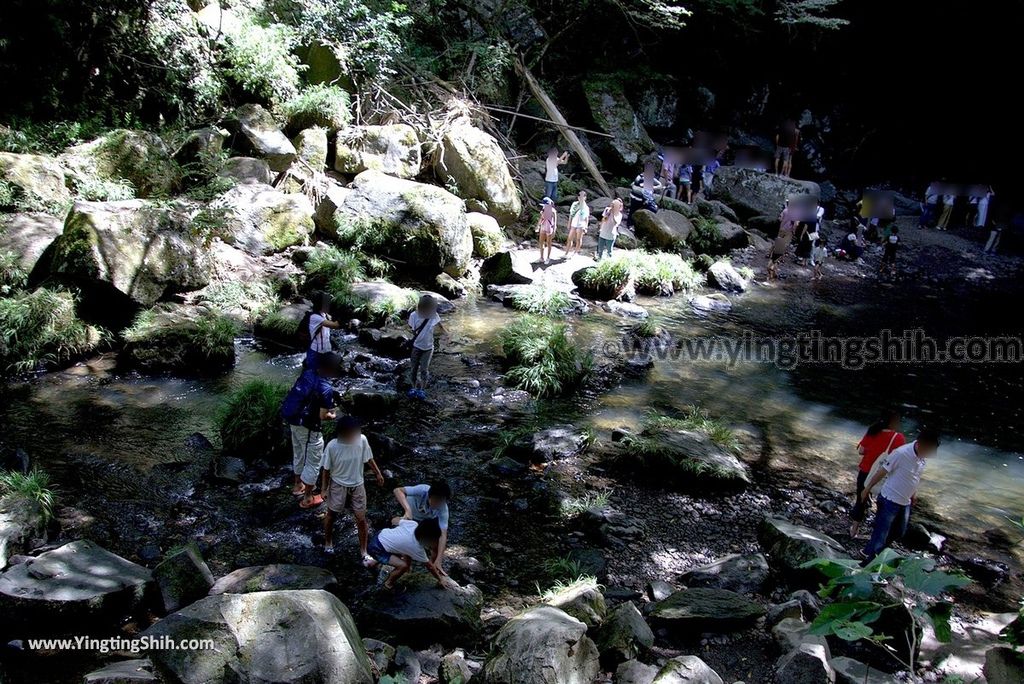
{"left": 363, "top": 518, "right": 448, "bottom": 590}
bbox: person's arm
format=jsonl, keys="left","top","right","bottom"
{"left": 393, "top": 487, "right": 413, "bottom": 518}
{"left": 322, "top": 319, "right": 342, "bottom": 330}
{"left": 424, "top": 557, "right": 446, "bottom": 584}
{"left": 860, "top": 468, "right": 887, "bottom": 501}
{"left": 432, "top": 528, "right": 448, "bottom": 568}
{"left": 558, "top": 151, "right": 569, "bottom": 164}
{"left": 367, "top": 458, "right": 384, "bottom": 487}
{"left": 320, "top": 467, "right": 330, "bottom": 494}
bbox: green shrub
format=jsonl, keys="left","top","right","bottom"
{"left": 280, "top": 84, "right": 351, "bottom": 131}
{"left": 217, "top": 379, "right": 289, "bottom": 457}
{"left": 738, "top": 265, "right": 755, "bottom": 281}
{"left": 541, "top": 555, "right": 584, "bottom": 582}
{"left": 0, "top": 250, "right": 28, "bottom": 295}
{"left": 0, "top": 287, "right": 103, "bottom": 374}
{"left": 199, "top": 280, "right": 280, "bottom": 323}
{"left": 508, "top": 286, "right": 575, "bottom": 317}
{"left": 303, "top": 244, "right": 366, "bottom": 297}
{"left": 192, "top": 314, "right": 238, "bottom": 360}
{"left": 70, "top": 175, "right": 136, "bottom": 202}
{"left": 256, "top": 308, "right": 300, "bottom": 341}
{"left": 123, "top": 308, "right": 237, "bottom": 373}
{"left": 499, "top": 316, "right": 592, "bottom": 397}
{"left": 0, "top": 469, "right": 57, "bottom": 522}
{"left": 628, "top": 251, "right": 704, "bottom": 295}
{"left": 576, "top": 256, "right": 632, "bottom": 297}
{"left": 0, "top": 118, "right": 109, "bottom": 155}
{"left": 224, "top": 20, "right": 303, "bottom": 106}
{"left": 689, "top": 216, "right": 725, "bottom": 255}
{"left": 560, "top": 490, "right": 610, "bottom": 518}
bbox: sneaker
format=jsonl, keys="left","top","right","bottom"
{"left": 406, "top": 388, "right": 418, "bottom": 398}
{"left": 415, "top": 389, "right": 427, "bottom": 400}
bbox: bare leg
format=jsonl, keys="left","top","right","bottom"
{"left": 355, "top": 512, "right": 368, "bottom": 556}
{"left": 323, "top": 510, "right": 335, "bottom": 550}
{"left": 385, "top": 558, "right": 411, "bottom": 587}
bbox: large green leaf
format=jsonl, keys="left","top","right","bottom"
{"left": 926, "top": 602, "right": 955, "bottom": 642}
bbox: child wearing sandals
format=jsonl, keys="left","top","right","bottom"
{"left": 363, "top": 517, "right": 448, "bottom": 590}
{"left": 320, "top": 416, "right": 385, "bottom": 556}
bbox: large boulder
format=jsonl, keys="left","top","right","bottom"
{"left": 617, "top": 660, "right": 659, "bottom": 684}
{"left": 624, "top": 425, "right": 750, "bottom": 486}
{"left": 0, "top": 212, "right": 64, "bottom": 275}
{"left": 61, "top": 130, "right": 179, "bottom": 198}
{"left": 0, "top": 494, "right": 46, "bottom": 570}
{"left": 594, "top": 601, "right": 654, "bottom": 665}
{"left": 48, "top": 200, "right": 212, "bottom": 306}
{"left": 293, "top": 127, "right": 329, "bottom": 171}
{"left": 218, "top": 157, "right": 273, "bottom": 185}
{"left": 584, "top": 79, "right": 654, "bottom": 169}
{"left": 327, "top": 170, "right": 472, "bottom": 277}
{"left": 361, "top": 573, "right": 483, "bottom": 646}
{"left": 0, "top": 152, "right": 71, "bottom": 209}
{"left": 707, "top": 166, "right": 819, "bottom": 220}
{"left": 480, "top": 250, "right": 535, "bottom": 286}
{"left": 339, "top": 281, "right": 419, "bottom": 323}
{"left": 226, "top": 104, "right": 297, "bottom": 172}
{"left": 209, "top": 564, "right": 339, "bottom": 595}
{"left": 758, "top": 517, "right": 849, "bottom": 580}
{"left": 334, "top": 124, "right": 421, "bottom": 179}
{"left": 482, "top": 606, "right": 600, "bottom": 684}
{"left": 706, "top": 261, "right": 748, "bottom": 293}
{"left": 143, "top": 590, "right": 373, "bottom": 684}
{"left": 435, "top": 120, "right": 522, "bottom": 225}
{"left": 647, "top": 587, "right": 765, "bottom": 633}
{"left": 467, "top": 211, "right": 506, "bottom": 257}
{"left": 679, "top": 553, "right": 770, "bottom": 594}
{"left": 542, "top": 579, "right": 606, "bottom": 627}
{"left": 632, "top": 209, "right": 693, "bottom": 248}
{"left": 173, "top": 127, "right": 228, "bottom": 174}
{"left": 775, "top": 643, "right": 835, "bottom": 684}
{"left": 651, "top": 656, "right": 724, "bottom": 684}
{"left": 153, "top": 544, "right": 215, "bottom": 614}
{"left": 121, "top": 304, "right": 236, "bottom": 375}
{"left": 0, "top": 540, "right": 153, "bottom": 635}
{"left": 211, "top": 184, "right": 314, "bottom": 255}
{"left": 983, "top": 647, "right": 1024, "bottom": 684}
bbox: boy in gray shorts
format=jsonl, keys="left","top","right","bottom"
{"left": 320, "top": 416, "right": 385, "bottom": 557}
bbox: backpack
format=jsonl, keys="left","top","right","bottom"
{"left": 295, "top": 311, "right": 325, "bottom": 348}
{"left": 280, "top": 371, "right": 318, "bottom": 426}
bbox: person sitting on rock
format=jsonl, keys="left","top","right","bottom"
{"left": 363, "top": 517, "right": 448, "bottom": 589}
{"left": 392, "top": 481, "right": 451, "bottom": 570}
{"left": 320, "top": 416, "right": 385, "bottom": 557}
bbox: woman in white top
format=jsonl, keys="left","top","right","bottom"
{"left": 596, "top": 198, "right": 624, "bottom": 261}
{"left": 563, "top": 190, "right": 590, "bottom": 257}
{"left": 544, "top": 148, "right": 569, "bottom": 202}
{"left": 305, "top": 291, "right": 342, "bottom": 369}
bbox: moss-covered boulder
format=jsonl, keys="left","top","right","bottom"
{"left": 211, "top": 184, "right": 314, "bottom": 256}
{"left": 61, "top": 130, "right": 179, "bottom": 198}
{"left": 218, "top": 157, "right": 273, "bottom": 185}
{"left": 293, "top": 127, "right": 329, "bottom": 171}
{"left": 0, "top": 212, "right": 64, "bottom": 276}
{"left": 338, "top": 281, "right": 419, "bottom": 324}
{"left": 707, "top": 166, "right": 820, "bottom": 220}
{"left": 620, "top": 421, "right": 750, "bottom": 486}
{"left": 594, "top": 601, "right": 655, "bottom": 666}
{"left": 153, "top": 544, "right": 215, "bottom": 614}
{"left": 121, "top": 304, "right": 236, "bottom": 375}
{"left": 48, "top": 200, "right": 212, "bottom": 306}
{"left": 434, "top": 121, "right": 522, "bottom": 225}
{"left": 334, "top": 124, "right": 421, "bottom": 179}
{"left": 226, "top": 104, "right": 297, "bottom": 172}
{"left": 483, "top": 606, "right": 600, "bottom": 684}
{"left": 584, "top": 78, "right": 654, "bottom": 169}
{"left": 142, "top": 590, "right": 373, "bottom": 684}
{"left": 632, "top": 209, "right": 693, "bottom": 249}
{"left": 757, "top": 517, "right": 849, "bottom": 580}
{"left": 467, "top": 211, "right": 505, "bottom": 257}
{"left": 328, "top": 170, "right": 472, "bottom": 277}
{"left": 543, "top": 579, "right": 607, "bottom": 627}
{"left": 172, "top": 127, "right": 228, "bottom": 176}
{"left": 0, "top": 152, "right": 71, "bottom": 210}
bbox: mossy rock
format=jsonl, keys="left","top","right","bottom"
{"left": 61, "top": 130, "right": 180, "bottom": 198}
{"left": 0, "top": 152, "right": 71, "bottom": 211}
{"left": 334, "top": 125, "right": 421, "bottom": 179}
{"left": 293, "top": 127, "right": 329, "bottom": 171}
{"left": 467, "top": 212, "right": 505, "bottom": 257}
{"left": 336, "top": 281, "right": 419, "bottom": 325}
{"left": 434, "top": 120, "right": 522, "bottom": 225}
{"left": 211, "top": 184, "right": 315, "bottom": 256}
{"left": 648, "top": 587, "right": 765, "bottom": 632}
{"left": 121, "top": 304, "right": 236, "bottom": 376}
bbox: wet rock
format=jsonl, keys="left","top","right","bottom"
{"left": 82, "top": 658, "right": 158, "bottom": 683}
{"left": 647, "top": 580, "right": 676, "bottom": 602}
{"left": 0, "top": 212, "right": 63, "bottom": 277}
{"left": 467, "top": 212, "right": 506, "bottom": 258}
{"left": 209, "top": 564, "right": 339, "bottom": 595}
{"left": 706, "top": 261, "right": 748, "bottom": 293}
{"left": 829, "top": 656, "right": 891, "bottom": 684}
{"left": 766, "top": 600, "right": 804, "bottom": 627}
{"left": 0, "top": 152, "right": 70, "bottom": 209}
{"left": 480, "top": 250, "right": 535, "bottom": 286}
{"left": 435, "top": 120, "right": 522, "bottom": 225}
{"left": 603, "top": 300, "right": 649, "bottom": 319}
{"left": 357, "top": 325, "right": 413, "bottom": 358}
{"left": 212, "top": 455, "right": 246, "bottom": 484}
{"left": 507, "top": 425, "right": 589, "bottom": 464}
{"left": 327, "top": 170, "right": 472, "bottom": 277}
{"left": 689, "top": 293, "right": 732, "bottom": 313}
{"left": 395, "top": 645, "right": 422, "bottom": 683}
{"left": 218, "top": 156, "right": 273, "bottom": 185}
{"left": 435, "top": 272, "right": 468, "bottom": 299}
{"left": 648, "top": 588, "right": 765, "bottom": 633}
{"left": 120, "top": 304, "right": 235, "bottom": 375}
{"left": 616, "top": 659, "right": 660, "bottom": 684}
{"left": 632, "top": 209, "right": 693, "bottom": 249}
{"left": 758, "top": 517, "right": 848, "bottom": 582}
{"left": 0, "top": 494, "right": 46, "bottom": 571}
{"left": 153, "top": 544, "right": 215, "bottom": 614}
{"left": 775, "top": 642, "right": 834, "bottom": 684}
{"left": 983, "top": 646, "right": 1024, "bottom": 684}
{"left": 341, "top": 389, "right": 400, "bottom": 419}
{"left": 440, "top": 648, "right": 473, "bottom": 684}
{"left": 211, "top": 183, "right": 314, "bottom": 256}
{"left": 48, "top": 200, "right": 213, "bottom": 307}
{"left": 680, "top": 553, "right": 769, "bottom": 595}
{"left": 583, "top": 79, "right": 654, "bottom": 169}
{"left": 651, "top": 655, "right": 724, "bottom": 684}
{"left": 143, "top": 589, "right": 372, "bottom": 683}
{"left": 363, "top": 638, "right": 395, "bottom": 674}
{"left": 61, "top": 130, "right": 179, "bottom": 198}
{"left": 567, "top": 548, "right": 608, "bottom": 583}
{"left": 362, "top": 573, "right": 483, "bottom": 646}
{"left": 334, "top": 124, "right": 421, "bottom": 179}
{"left": 594, "top": 601, "right": 654, "bottom": 665}
{"left": 0, "top": 540, "right": 154, "bottom": 635}
{"left": 226, "top": 104, "right": 297, "bottom": 172}
{"left": 482, "top": 605, "right": 600, "bottom": 684}
{"left": 543, "top": 579, "right": 606, "bottom": 627}
{"left": 706, "top": 166, "right": 819, "bottom": 220}
{"left": 771, "top": 617, "right": 814, "bottom": 652}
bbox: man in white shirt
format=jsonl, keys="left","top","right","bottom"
{"left": 859, "top": 427, "right": 940, "bottom": 562}
{"left": 544, "top": 148, "right": 569, "bottom": 202}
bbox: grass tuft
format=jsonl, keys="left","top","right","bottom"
{"left": 560, "top": 490, "right": 611, "bottom": 518}
{"left": 538, "top": 575, "right": 599, "bottom": 601}
{"left": 499, "top": 316, "right": 592, "bottom": 397}
{"left": 0, "top": 287, "right": 103, "bottom": 374}
{"left": 217, "top": 379, "right": 289, "bottom": 457}
{"left": 0, "top": 469, "right": 57, "bottom": 522}
{"left": 508, "top": 285, "right": 575, "bottom": 316}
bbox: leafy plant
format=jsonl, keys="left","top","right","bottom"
{"left": 508, "top": 286, "right": 575, "bottom": 317}
{"left": 0, "top": 250, "right": 28, "bottom": 295}
{"left": 577, "top": 256, "right": 633, "bottom": 297}
{"left": 688, "top": 216, "right": 725, "bottom": 255}
{"left": 336, "top": 283, "right": 418, "bottom": 324}
{"left": 70, "top": 175, "right": 136, "bottom": 202}
{"left": 199, "top": 280, "right": 280, "bottom": 324}
{"left": 192, "top": 314, "right": 238, "bottom": 359}
{"left": 560, "top": 491, "right": 611, "bottom": 518}
{"left": 499, "top": 316, "right": 592, "bottom": 398}
{"left": 646, "top": 409, "right": 740, "bottom": 451}
{"left": 629, "top": 319, "right": 660, "bottom": 338}
{"left": 0, "top": 287, "right": 103, "bottom": 374}
{"left": 0, "top": 469, "right": 57, "bottom": 522}
{"left": 224, "top": 19, "right": 303, "bottom": 106}
{"left": 217, "top": 379, "right": 290, "bottom": 457}
{"left": 628, "top": 250, "right": 704, "bottom": 295}
{"left": 303, "top": 245, "right": 366, "bottom": 298}
{"left": 737, "top": 265, "right": 755, "bottom": 281}
{"left": 280, "top": 84, "right": 352, "bottom": 131}
{"left": 541, "top": 555, "right": 585, "bottom": 582}
{"left": 802, "top": 549, "right": 971, "bottom": 672}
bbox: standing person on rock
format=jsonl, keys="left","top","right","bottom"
{"left": 937, "top": 185, "right": 957, "bottom": 230}
{"left": 628, "top": 162, "right": 663, "bottom": 228}
{"left": 564, "top": 190, "right": 590, "bottom": 258}
{"left": 767, "top": 199, "right": 798, "bottom": 281}
{"left": 536, "top": 197, "right": 558, "bottom": 264}
{"left": 597, "top": 198, "right": 624, "bottom": 261}
{"left": 392, "top": 481, "right": 452, "bottom": 570}
{"left": 320, "top": 416, "right": 385, "bottom": 557}
{"left": 280, "top": 352, "right": 342, "bottom": 509}
{"left": 408, "top": 295, "right": 445, "bottom": 400}
{"left": 302, "top": 291, "right": 342, "bottom": 370}
{"left": 849, "top": 409, "right": 906, "bottom": 538}
{"left": 920, "top": 181, "right": 940, "bottom": 228}
{"left": 544, "top": 147, "right": 569, "bottom": 202}
{"left": 775, "top": 119, "right": 800, "bottom": 177}
{"left": 860, "top": 426, "right": 940, "bottom": 563}
{"left": 975, "top": 184, "right": 994, "bottom": 229}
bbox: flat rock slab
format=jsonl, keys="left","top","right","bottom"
{"left": 83, "top": 658, "right": 158, "bottom": 683}
{"left": 361, "top": 573, "right": 483, "bottom": 646}
{"left": 679, "top": 553, "right": 770, "bottom": 595}
{"left": 758, "top": 517, "right": 849, "bottom": 579}
{"left": 648, "top": 587, "right": 765, "bottom": 633}
{"left": 209, "top": 564, "right": 339, "bottom": 595}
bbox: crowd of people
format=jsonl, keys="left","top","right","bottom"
{"left": 277, "top": 292, "right": 455, "bottom": 590}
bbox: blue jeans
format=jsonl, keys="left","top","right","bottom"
{"left": 597, "top": 237, "right": 615, "bottom": 259}
{"left": 863, "top": 495, "right": 910, "bottom": 560}
{"left": 544, "top": 180, "right": 558, "bottom": 202}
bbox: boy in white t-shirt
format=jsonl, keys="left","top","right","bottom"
{"left": 320, "top": 416, "right": 385, "bottom": 556}
{"left": 407, "top": 295, "right": 446, "bottom": 400}
{"left": 364, "top": 518, "right": 448, "bottom": 589}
